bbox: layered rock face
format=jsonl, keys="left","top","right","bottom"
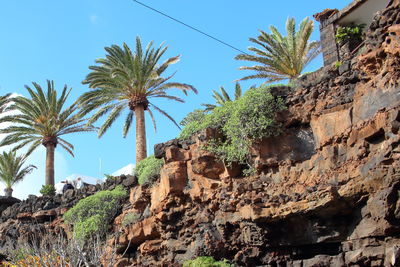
{"left": 1, "top": 1, "right": 400, "bottom": 267}
{"left": 111, "top": 1, "right": 400, "bottom": 266}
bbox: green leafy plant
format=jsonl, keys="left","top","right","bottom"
{"left": 180, "top": 109, "right": 208, "bottom": 127}
{"left": 0, "top": 93, "right": 13, "bottom": 114}
{"left": 201, "top": 83, "right": 243, "bottom": 112}
{"left": 135, "top": 155, "right": 164, "bottom": 185}
{"left": 121, "top": 212, "right": 139, "bottom": 227}
{"left": 235, "top": 17, "right": 320, "bottom": 84}
{"left": 335, "top": 24, "right": 365, "bottom": 44}
{"left": 63, "top": 185, "right": 127, "bottom": 241}
{"left": 79, "top": 36, "right": 197, "bottom": 165}
{"left": 40, "top": 185, "right": 56, "bottom": 196}
{"left": 0, "top": 81, "right": 95, "bottom": 186}
{"left": 179, "top": 86, "right": 285, "bottom": 173}
{"left": 334, "top": 61, "right": 343, "bottom": 69}
{"left": 179, "top": 100, "right": 232, "bottom": 141}
{"left": 183, "top": 256, "right": 231, "bottom": 267}
{"left": 0, "top": 151, "right": 36, "bottom": 197}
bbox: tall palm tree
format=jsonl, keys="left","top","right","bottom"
{"left": 0, "top": 81, "right": 95, "bottom": 186}
{"left": 235, "top": 17, "right": 321, "bottom": 84}
{"left": 0, "top": 93, "right": 12, "bottom": 114}
{"left": 80, "top": 36, "right": 197, "bottom": 164}
{"left": 0, "top": 151, "right": 36, "bottom": 197}
{"left": 202, "top": 83, "right": 242, "bottom": 111}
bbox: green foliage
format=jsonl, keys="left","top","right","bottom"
{"left": 63, "top": 185, "right": 127, "bottom": 240}
{"left": 121, "top": 212, "right": 139, "bottom": 227}
{"left": 0, "top": 80, "right": 95, "bottom": 158}
{"left": 179, "top": 86, "right": 286, "bottom": 170}
{"left": 235, "top": 17, "right": 321, "bottom": 83}
{"left": 79, "top": 36, "right": 197, "bottom": 139}
{"left": 334, "top": 61, "right": 343, "bottom": 69}
{"left": 183, "top": 256, "right": 231, "bottom": 267}
{"left": 0, "top": 93, "right": 13, "bottom": 114}
{"left": 335, "top": 24, "right": 365, "bottom": 44}
{"left": 0, "top": 151, "right": 36, "bottom": 190}
{"left": 135, "top": 155, "right": 164, "bottom": 185}
{"left": 180, "top": 109, "right": 208, "bottom": 127}
{"left": 40, "top": 185, "right": 56, "bottom": 196}
{"left": 179, "top": 99, "right": 234, "bottom": 140}
{"left": 201, "top": 83, "right": 243, "bottom": 111}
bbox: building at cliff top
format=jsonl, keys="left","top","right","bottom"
{"left": 314, "top": 0, "right": 389, "bottom": 66}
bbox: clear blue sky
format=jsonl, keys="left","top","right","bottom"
{"left": 0, "top": 0, "right": 351, "bottom": 199}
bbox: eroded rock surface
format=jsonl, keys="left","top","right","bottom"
{"left": 1, "top": 1, "right": 400, "bottom": 266}
{"left": 109, "top": 2, "right": 400, "bottom": 265}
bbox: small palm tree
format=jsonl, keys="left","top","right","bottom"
{"left": 235, "top": 17, "right": 321, "bottom": 84}
{"left": 202, "top": 83, "right": 242, "bottom": 111}
{"left": 0, "top": 93, "right": 12, "bottom": 114}
{"left": 0, "top": 81, "right": 95, "bottom": 186}
{"left": 80, "top": 36, "right": 197, "bottom": 164}
{"left": 0, "top": 151, "right": 36, "bottom": 197}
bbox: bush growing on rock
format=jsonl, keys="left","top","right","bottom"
{"left": 179, "top": 86, "right": 285, "bottom": 169}
{"left": 135, "top": 155, "right": 164, "bottom": 185}
{"left": 183, "top": 256, "right": 231, "bottom": 267}
{"left": 63, "top": 185, "right": 127, "bottom": 240}
{"left": 180, "top": 109, "right": 208, "bottom": 127}
{"left": 39, "top": 184, "right": 56, "bottom": 196}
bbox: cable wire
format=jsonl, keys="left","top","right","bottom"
{"left": 131, "top": 0, "right": 248, "bottom": 55}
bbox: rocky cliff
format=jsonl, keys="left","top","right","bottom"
{"left": 1, "top": 1, "right": 400, "bottom": 266}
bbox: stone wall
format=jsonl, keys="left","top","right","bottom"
{"left": 314, "top": 0, "right": 390, "bottom": 66}
{"left": 0, "top": 1, "right": 400, "bottom": 266}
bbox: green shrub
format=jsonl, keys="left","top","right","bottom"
{"left": 40, "top": 185, "right": 56, "bottom": 196}
{"left": 121, "top": 212, "right": 139, "bottom": 227}
{"left": 180, "top": 109, "right": 208, "bottom": 127}
{"left": 179, "top": 101, "right": 234, "bottom": 140}
{"left": 183, "top": 256, "right": 231, "bottom": 267}
{"left": 63, "top": 185, "right": 127, "bottom": 241}
{"left": 179, "top": 86, "right": 286, "bottom": 170}
{"left": 135, "top": 155, "right": 164, "bottom": 185}
{"left": 335, "top": 24, "right": 365, "bottom": 44}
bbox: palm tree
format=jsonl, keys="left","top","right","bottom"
{"left": 0, "top": 81, "right": 95, "bottom": 186}
{"left": 0, "top": 93, "right": 12, "bottom": 114}
{"left": 202, "top": 83, "right": 242, "bottom": 111}
{"left": 80, "top": 36, "right": 197, "bottom": 164}
{"left": 235, "top": 17, "right": 321, "bottom": 84}
{"left": 0, "top": 151, "right": 36, "bottom": 197}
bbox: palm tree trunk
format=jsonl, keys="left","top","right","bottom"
{"left": 4, "top": 188, "right": 12, "bottom": 197}
{"left": 45, "top": 144, "right": 55, "bottom": 186}
{"left": 135, "top": 104, "right": 147, "bottom": 163}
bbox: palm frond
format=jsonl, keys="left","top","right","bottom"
{"left": 0, "top": 81, "right": 92, "bottom": 159}
{"left": 81, "top": 36, "right": 197, "bottom": 153}
{"left": 236, "top": 17, "right": 320, "bottom": 83}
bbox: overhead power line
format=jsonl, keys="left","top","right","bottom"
{"left": 131, "top": 0, "right": 248, "bottom": 55}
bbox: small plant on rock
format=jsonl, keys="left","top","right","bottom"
{"left": 40, "top": 184, "right": 56, "bottom": 196}
{"left": 334, "top": 61, "right": 343, "bottom": 69}
{"left": 183, "top": 256, "right": 231, "bottom": 267}
{"left": 335, "top": 24, "right": 365, "bottom": 44}
{"left": 135, "top": 155, "right": 164, "bottom": 185}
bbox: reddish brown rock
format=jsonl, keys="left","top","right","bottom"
{"left": 2, "top": 2, "right": 400, "bottom": 267}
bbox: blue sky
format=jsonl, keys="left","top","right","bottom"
{"left": 0, "top": 0, "right": 351, "bottom": 199}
